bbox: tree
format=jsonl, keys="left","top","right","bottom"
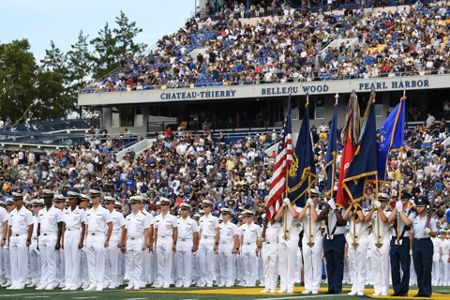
{"left": 90, "top": 22, "right": 118, "bottom": 79}
{"left": 67, "top": 31, "right": 92, "bottom": 117}
{"left": 0, "top": 39, "right": 37, "bottom": 123}
{"left": 41, "top": 40, "right": 67, "bottom": 73}
{"left": 113, "top": 11, "right": 147, "bottom": 60}
{"left": 90, "top": 11, "right": 146, "bottom": 79}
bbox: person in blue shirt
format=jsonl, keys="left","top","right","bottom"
{"left": 411, "top": 197, "right": 437, "bottom": 298}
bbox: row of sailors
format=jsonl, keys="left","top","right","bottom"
{"left": 0, "top": 188, "right": 448, "bottom": 297}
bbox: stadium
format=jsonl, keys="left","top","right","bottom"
{"left": 1, "top": 0, "right": 450, "bottom": 300}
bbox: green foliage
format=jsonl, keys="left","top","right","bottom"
{"left": 0, "top": 11, "right": 146, "bottom": 123}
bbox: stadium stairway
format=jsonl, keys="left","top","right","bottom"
{"left": 115, "top": 138, "right": 155, "bottom": 161}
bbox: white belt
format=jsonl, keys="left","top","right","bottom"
{"left": 202, "top": 235, "right": 214, "bottom": 239}
{"left": 88, "top": 232, "right": 105, "bottom": 236}
{"left": 158, "top": 235, "right": 172, "bottom": 239}
{"left": 128, "top": 236, "right": 143, "bottom": 240}
{"left": 11, "top": 233, "right": 27, "bottom": 236}
{"left": 243, "top": 241, "right": 256, "bottom": 245}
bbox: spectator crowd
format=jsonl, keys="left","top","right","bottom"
{"left": 82, "top": 1, "right": 449, "bottom": 93}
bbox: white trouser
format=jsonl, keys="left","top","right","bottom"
{"left": 141, "top": 248, "right": 149, "bottom": 286}
{"left": 4, "top": 246, "right": 11, "bottom": 281}
{"left": 105, "top": 237, "right": 121, "bottom": 286}
{"left": 241, "top": 243, "right": 258, "bottom": 285}
{"left": 440, "top": 256, "right": 448, "bottom": 284}
{"left": 262, "top": 242, "right": 278, "bottom": 292}
{"left": 39, "top": 233, "right": 58, "bottom": 286}
{"left": 278, "top": 234, "right": 299, "bottom": 291}
{"left": 156, "top": 238, "right": 173, "bottom": 286}
{"left": 147, "top": 251, "right": 155, "bottom": 284}
{"left": 0, "top": 241, "right": 5, "bottom": 282}
{"left": 191, "top": 251, "right": 199, "bottom": 282}
{"left": 28, "top": 239, "right": 40, "bottom": 285}
{"left": 348, "top": 235, "right": 369, "bottom": 294}
{"left": 10, "top": 235, "right": 29, "bottom": 286}
{"left": 64, "top": 230, "right": 82, "bottom": 288}
{"left": 218, "top": 242, "right": 234, "bottom": 286}
{"left": 57, "top": 250, "right": 64, "bottom": 285}
{"left": 302, "top": 234, "right": 323, "bottom": 292}
{"left": 371, "top": 237, "right": 390, "bottom": 295}
{"left": 198, "top": 238, "right": 215, "bottom": 285}
{"left": 432, "top": 254, "right": 440, "bottom": 285}
{"left": 176, "top": 239, "right": 193, "bottom": 285}
{"left": 80, "top": 247, "right": 88, "bottom": 286}
{"left": 126, "top": 237, "right": 144, "bottom": 287}
{"left": 86, "top": 233, "right": 106, "bottom": 287}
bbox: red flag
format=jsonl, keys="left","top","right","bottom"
{"left": 336, "top": 92, "right": 360, "bottom": 208}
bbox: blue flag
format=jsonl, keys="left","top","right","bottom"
{"left": 324, "top": 107, "right": 338, "bottom": 197}
{"left": 377, "top": 97, "right": 406, "bottom": 181}
{"left": 287, "top": 107, "right": 317, "bottom": 207}
{"left": 342, "top": 102, "right": 378, "bottom": 202}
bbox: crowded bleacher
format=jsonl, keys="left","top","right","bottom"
{"left": 82, "top": 1, "right": 449, "bottom": 93}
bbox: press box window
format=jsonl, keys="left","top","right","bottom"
{"left": 315, "top": 98, "right": 325, "bottom": 119}
{"left": 111, "top": 107, "right": 120, "bottom": 128}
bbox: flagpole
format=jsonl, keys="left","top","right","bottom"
{"left": 283, "top": 94, "right": 292, "bottom": 241}
{"left": 375, "top": 173, "right": 383, "bottom": 248}
{"left": 331, "top": 93, "right": 339, "bottom": 197}
{"left": 396, "top": 91, "right": 406, "bottom": 245}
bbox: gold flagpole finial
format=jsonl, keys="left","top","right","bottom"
{"left": 334, "top": 93, "right": 339, "bottom": 106}
{"left": 305, "top": 93, "right": 310, "bottom": 108}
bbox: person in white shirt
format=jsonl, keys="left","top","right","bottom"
{"left": 197, "top": 199, "right": 219, "bottom": 287}
{"left": 78, "top": 194, "right": 90, "bottom": 289}
{"left": 443, "top": 230, "right": 450, "bottom": 286}
{"left": 8, "top": 192, "right": 34, "bottom": 289}
{"left": 61, "top": 192, "right": 86, "bottom": 291}
{"left": 432, "top": 234, "right": 442, "bottom": 286}
{"left": 153, "top": 197, "right": 178, "bottom": 288}
{"left": 35, "top": 190, "right": 63, "bottom": 290}
{"left": 119, "top": 196, "right": 150, "bottom": 290}
{"left": 343, "top": 197, "right": 371, "bottom": 297}
{"left": 26, "top": 199, "right": 43, "bottom": 288}
{"left": 274, "top": 197, "right": 302, "bottom": 293}
{"left": 1, "top": 198, "right": 15, "bottom": 288}
{"left": 216, "top": 207, "right": 239, "bottom": 288}
{"left": 297, "top": 189, "right": 323, "bottom": 295}
{"left": 437, "top": 230, "right": 449, "bottom": 286}
{"left": 260, "top": 214, "right": 280, "bottom": 293}
{"left": 139, "top": 198, "right": 154, "bottom": 288}
{"left": 363, "top": 193, "right": 392, "bottom": 296}
{"left": 175, "top": 203, "right": 199, "bottom": 288}
{"left": 83, "top": 190, "right": 113, "bottom": 291}
{"left": 54, "top": 195, "right": 66, "bottom": 289}
{"left": 0, "top": 199, "right": 10, "bottom": 286}
{"left": 104, "top": 196, "right": 125, "bottom": 289}
{"left": 239, "top": 210, "right": 262, "bottom": 287}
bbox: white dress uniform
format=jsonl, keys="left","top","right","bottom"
{"left": 240, "top": 221, "right": 261, "bottom": 287}
{"left": 300, "top": 204, "right": 323, "bottom": 294}
{"left": 153, "top": 212, "right": 177, "bottom": 288}
{"left": 346, "top": 209, "right": 370, "bottom": 295}
{"left": 28, "top": 211, "right": 40, "bottom": 287}
{"left": 175, "top": 215, "right": 198, "bottom": 287}
{"left": 80, "top": 208, "right": 89, "bottom": 289}
{"left": 217, "top": 220, "right": 238, "bottom": 287}
{"left": 432, "top": 237, "right": 442, "bottom": 286}
{"left": 124, "top": 211, "right": 150, "bottom": 289}
{"left": 9, "top": 206, "right": 34, "bottom": 288}
{"left": 140, "top": 209, "right": 153, "bottom": 287}
{"left": 104, "top": 209, "right": 125, "bottom": 288}
{"left": 62, "top": 206, "right": 86, "bottom": 289}
{"left": 197, "top": 213, "right": 219, "bottom": 287}
{"left": 85, "top": 205, "right": 112, "bottom": 290}
{"left": 261, "top": 222, "right": 280, "bottom": 292}
{"left": 278, "top": 205, "right": 302, "bottom": 293}
{"left": 36, "top": 205, "right": 63, "bottom": 289}
{"left": 369, "top": 207, "right": 391, "bottom": 296}
{"left": 0, "top": 206, "right": 10, "bottom": 284}
{"left": 441, "top": 236, "right": 450, "bottom": 285}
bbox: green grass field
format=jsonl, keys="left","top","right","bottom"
{"left": 0, "top": 285, "right": 449, "bottom": 300}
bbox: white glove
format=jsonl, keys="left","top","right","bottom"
{"left": 283, "top": 198, "right": 291, "bottom": 206}
{"left": 424, "top": 227, "right": 431, "bottom": 236}
{"left": 395, "top": 201, "right": 403, "bottom": 211}
{"left": 306, "top": 198, "right": 313, "bottom": 207}
{"left": 328, "top": 199, "right": 336, "bottom": 210}
{"left": 373, "top": 200, "right": 381, "bottom": 209}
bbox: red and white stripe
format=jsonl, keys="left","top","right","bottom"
{"left": 266, "top": 132, "right": 292, "bottom": 221}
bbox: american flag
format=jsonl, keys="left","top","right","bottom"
{"left": 266, "top": 98, "right": 292, "bottom": 221}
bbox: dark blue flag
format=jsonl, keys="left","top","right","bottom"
{"left": 324, "top": 107, "right": 338, "bottom": 197}
{"left": 377, "top": 97, "right": 406, "bottom": 181}
{"left": 287, "top": 107, "right": 317, "bottom": 207}
{"left": 342, "top": 101, "right": 378, "bottom": 203}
